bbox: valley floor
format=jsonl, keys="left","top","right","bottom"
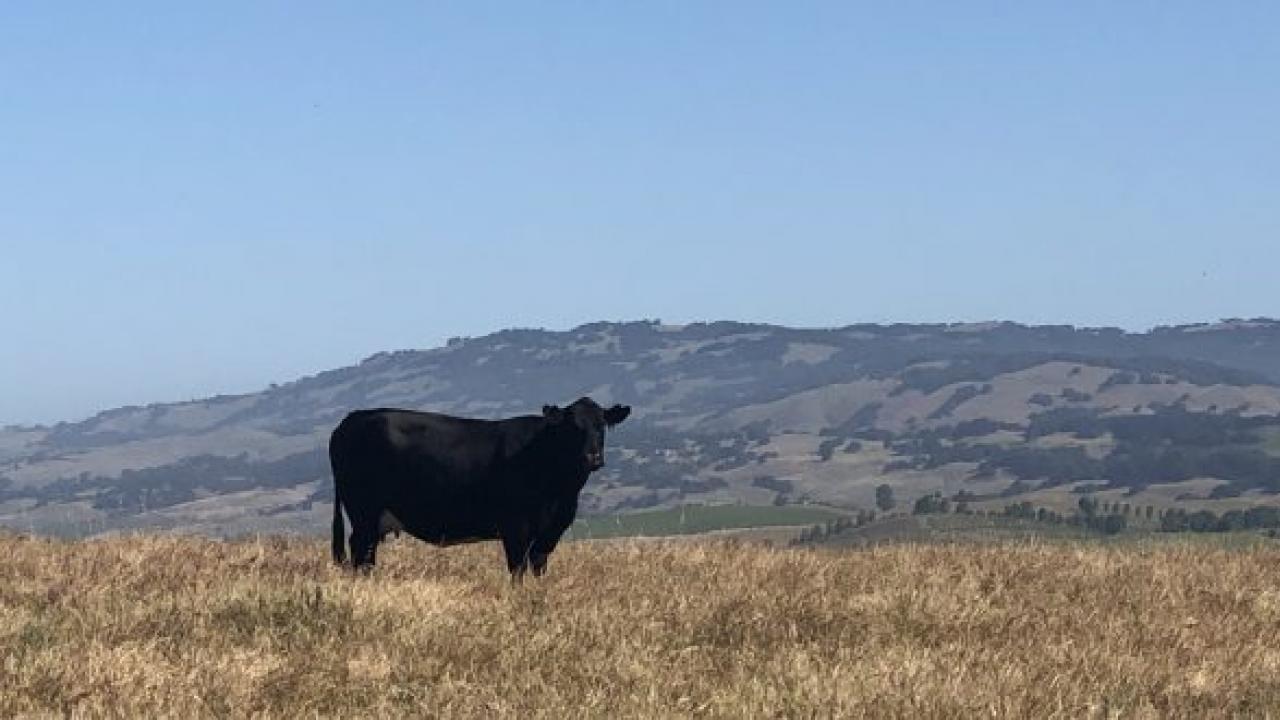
{"left": 2, "top": 532, "right": 1279, "bottom": 718}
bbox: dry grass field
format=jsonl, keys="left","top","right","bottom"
{"left": 4, "top": 532, "right": 1280, "bottom": 718}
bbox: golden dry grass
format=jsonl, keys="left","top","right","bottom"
{"left": 4, "top": 533, "right": 1280, "bottom": 718}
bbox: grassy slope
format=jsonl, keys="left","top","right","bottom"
{"left": 810, "top": 512, "right": 1279, "bottom": 550}
{"left": 5, "top": 533, "right": 1280, "bottom": 717}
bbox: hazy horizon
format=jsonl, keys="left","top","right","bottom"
{"left": 3, "top": 4, "right": 1277, "bottom": 424}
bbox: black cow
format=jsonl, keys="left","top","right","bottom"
{"left": 328, "top": 396, "right": 630, "bottom": 578}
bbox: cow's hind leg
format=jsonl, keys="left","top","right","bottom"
{"left": 348, "top": 515, "right": 381, "bottom": 574}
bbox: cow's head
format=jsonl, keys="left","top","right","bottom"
{"left": 543, "top": 397, "right": 631, "bottom": 472}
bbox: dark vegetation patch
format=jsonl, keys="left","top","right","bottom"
{"left": 927, "top": 384, "right": 992, "bottom": 420}
{"left": 1060, "top": 388, "right": 1093, "bottom": 402}
{"left": 751, "top": 475, "right": 794, "bottom": 494}
{"left": 816, "top": 439, "right": 843, "bottom": 462}
{"left": 821, "top": 403, "right": 882, "bottom": 437}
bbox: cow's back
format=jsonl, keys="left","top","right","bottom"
{"left": 330, "top": 408, "right": 542, "bottom": 489}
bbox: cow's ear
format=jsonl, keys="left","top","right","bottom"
{"left": 604, "top": 404, "right": 631, "bottom": 427}
{"left": 543, "top": 404, "right": 566, "bottom": 423}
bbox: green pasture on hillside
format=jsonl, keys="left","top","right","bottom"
{"left": 567, "top": 504, "right": 848, "bottom": 540}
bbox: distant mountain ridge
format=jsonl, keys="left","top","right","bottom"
{"left": 2, "top": 318, "right": 1279, "bottom": 536}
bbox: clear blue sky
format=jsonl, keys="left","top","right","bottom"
{"left": 2, "top": 3, "right": 1277, "bottom": 425}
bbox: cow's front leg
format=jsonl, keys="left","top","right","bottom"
{"left": 529, "top": 497, "right": 577, "bottom": 578}
{"left": 500, "top": 527, "right": 533, "bottom": 582}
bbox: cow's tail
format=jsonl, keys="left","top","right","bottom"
{"left": 331, "top": 493, "right": 347, "bottom": 565}
{"left": 330, "top": 416, "right": 350, "bottom": 566}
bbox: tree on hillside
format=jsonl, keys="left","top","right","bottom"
{"left": 875, "top": 484, "right": 896, "bottom": 512}
{"left": 1078, "top": 495, "right": 1098, "bottom": 518}
{"left": 1101, "top": 514, "right": 1127, "bottom": 535}
{"left": 912, "top": 492, "right": 950, "bottom": 515}
{"left": 816, "top": 438, "right": 842, "bottom": 462}
{"left": 1187, "top": 510, "right": 1218, "bottom": 532}
{"left": 1004, "top": 501, "right": 1035, "bottom": 519}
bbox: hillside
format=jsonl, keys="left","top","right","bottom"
{"left": 4, "top": 532, "right": 1280, "bottom": 717}
{"left": 2, "top": 319, "right": 1280, "bottom": 536}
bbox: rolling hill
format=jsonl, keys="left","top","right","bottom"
{"left": 3, "top": 318, "right": 1280, "bottom": 536}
